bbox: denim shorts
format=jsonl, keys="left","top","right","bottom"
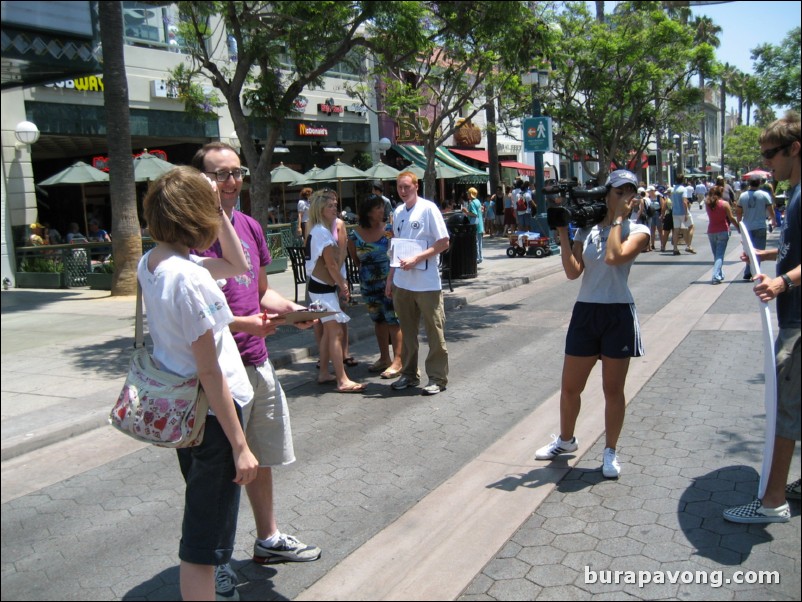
{"left": 176, "top": 413, "right": 241, "bottom": 566}
{"left": 565, "top": 302, "right": 644, "bottom": 359}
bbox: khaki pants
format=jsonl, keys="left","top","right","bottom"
{"left": 393, "top": 286, "right": 449, "bottom": 386}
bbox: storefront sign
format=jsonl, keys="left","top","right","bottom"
{"left": 92, "top": 149, "right": 168, "bottom": 172}
{"left": 298, "top": 124, "right": 328, "bottom": 137}
{"left": 318, "top": 102, "right": 343, "bottom": 115}
{"left": 292, "top": 96, "right": 308, "bottom": 113}
{"left": 44, "top": 75, "right": 104, "bottom": 92}
{"left": 345, "top": 103, "right": 368, "bottom": 116}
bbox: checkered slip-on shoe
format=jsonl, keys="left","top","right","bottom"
{"left": 723, "top": 499, "right": 790, "bottom": 524}
{"left": 786, "top": 479, "right": 801, "bottom": 501}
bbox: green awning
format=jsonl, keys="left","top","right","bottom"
{"left": 392, "top": 144, "right": 488, "bottom": 184}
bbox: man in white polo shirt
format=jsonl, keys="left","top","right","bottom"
{"left": 385, "top": 171, "right": 450, "bottom": 395}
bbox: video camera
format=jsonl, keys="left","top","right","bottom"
{"left": 545, "top": 182, "right": 608, "bottom": 229}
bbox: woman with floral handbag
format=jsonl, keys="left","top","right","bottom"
{"left": 138, "top": 166, "right": 258, "bottom": 600}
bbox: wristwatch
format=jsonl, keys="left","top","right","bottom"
{"left": 780, "top": 273, "right": 795, "bottom": 291}
{"left": 611, "top": 220, "right": 623, "bottom": 228}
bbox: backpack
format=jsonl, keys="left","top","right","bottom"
{"left": 516, "top": 194, "right": 527, "bottom": 211}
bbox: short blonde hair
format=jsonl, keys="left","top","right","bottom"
{"left": 467, "top": 187, "right": 478, "bottom": 198}
{"left": 144, "top": 166, "right": 220, "bottom": 251}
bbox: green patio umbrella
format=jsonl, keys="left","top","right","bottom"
{"left": 309, "top": 159, "right": 369, "bottom": 204}
{"left": 270, "top": 163, "right": 305, "bottom": 221}
{"left": 133, "top": 151, "right": 174, "bottom": 182}
{"left": 39, "top": 161, "right": 109, "bottom": 236}
{"left": 363, "top": 162, "right": 401, "bottom": 181}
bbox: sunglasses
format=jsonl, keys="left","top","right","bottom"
{"left": 760, "top": 144, "right": 791, "bottom": 160}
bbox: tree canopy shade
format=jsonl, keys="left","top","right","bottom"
{"left": 724, "top": 125, "right": 763, "bottom": 176}
{"left": 353, "top": 1, "right": 554, "bottom": 197}
{"left": 170, "top": 1, "right": 431, "bottom": 226}
{"left": 543, "top": 1, "right": 714, "bottom": 183}
{"left": 751, "top": 26, "right": 801, "bottom": 114}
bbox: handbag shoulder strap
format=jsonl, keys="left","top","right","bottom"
{"left": 135, "top": 281, "right": 146, "bottom": 349}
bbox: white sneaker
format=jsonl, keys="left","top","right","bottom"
{"left": 602, "top": 447, "right": 621, "bottom": 479}
{"left": 535, "top": 434, "right": 579, "bottom": 460}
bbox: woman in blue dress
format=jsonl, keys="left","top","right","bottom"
{"left": 348, "top": 194, "right": 403, "bottom": 379}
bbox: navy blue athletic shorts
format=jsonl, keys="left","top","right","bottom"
{"left": 565, "top": 301, "right": 644, "bottom": 359}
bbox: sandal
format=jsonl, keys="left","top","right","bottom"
{"left": 336, "top": 382, "right": 366, "bottom": 394}
{"left": 380, "top": 369, "right": 401, "bottom": 380}
{"left": 344, "top": 356, "right": 359, "bottom": 367}
{"left": 368, "top": 360, "right": 391, "bottom": 373}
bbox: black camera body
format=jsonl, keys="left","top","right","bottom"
{"left": 546, "top": 182, "right": 608, "bottom": 229}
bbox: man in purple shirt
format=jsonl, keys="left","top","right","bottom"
{"left": 192, "top": 143, "right": 320, "bottom": 599}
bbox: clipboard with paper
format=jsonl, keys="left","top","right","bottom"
{"left": 389, "top": 238, "right": 428, "bottom": 270}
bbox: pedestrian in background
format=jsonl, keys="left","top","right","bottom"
{"left": 737, "top": 176, "right": 776, "bottom": 280}
{"left": 724, "top": 110, "right": 800, "bottom": 524}
{"left": 296, "top": 187, "right": 312, "bottom": 240}
{"left": 463, "top": 186, "right": 484, "bottom": 264}
{"left": 140, "top": 166, "right": 258, "bottom": 601}
{"left": 704, "top": 185, "right": 738, "bottom": 285}
{"left": 536, "top": 170, "right": 649, "bottom": 479}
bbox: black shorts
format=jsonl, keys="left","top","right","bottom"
{"left": 176, "top": 415, "right": 241, "bottom": 566}
{"left": 565, "top": 302, "right": 644, "bottom": 359}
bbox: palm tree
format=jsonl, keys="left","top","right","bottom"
{"left": 692, "top": 16, "right": 721, "bottom": 175}
{"left": 98, "top": 1, "right": 142, "bottom": 295}
{"left": 742, "top": 74, "right": 762, "bottom": 126}
{"left": 718, "top": 62, "right": 738, "bottom": 174}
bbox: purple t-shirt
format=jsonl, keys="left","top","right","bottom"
{"left": 196, "top": 211, "right": 272, "bottom": 366}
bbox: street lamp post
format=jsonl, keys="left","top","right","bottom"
{"left": 673, "top": 134, "right": 682, "bottom": 181}
{"left": 522, "top": 65, "right": 558, "bottom": 254}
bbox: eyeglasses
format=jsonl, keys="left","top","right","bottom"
{"left": 206, "top": 169, "right": 243, "bottom": 182}
{"left": 760, "top": 144, "right": 791, "bottom": 160}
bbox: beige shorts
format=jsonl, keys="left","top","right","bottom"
{"left": 673, "top": 214, "right": 692, "bottom": 230}
{"left": 241, "top": 361, "right": 296, "bottom": 467}
{"left": 775, "top": 328, "right": 801, "bottom": 441}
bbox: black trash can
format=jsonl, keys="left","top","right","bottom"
{"left": 446, "top": 213, "right": 478, "bottom": 279}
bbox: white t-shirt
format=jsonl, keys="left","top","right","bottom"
{"left": 297, "top": 199, "right": 309, "bottom": 223}
{"left": 305, "top": 223, "right": 339, "bottom": 280}
{"left": 392, "top": 197, "right": 450, "bottom": 292}
{"left": 137, "top": 251, "right": 253, "bottom": 406}
{"left": 574, "top": 221, "right": 650, "bottom": 304}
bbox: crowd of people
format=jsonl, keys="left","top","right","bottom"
{"left": 43, "top": 113, "right": 794, "bottom": 600}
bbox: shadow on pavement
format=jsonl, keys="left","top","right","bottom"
{"left": 680, "top": 465, "right": 775, "bottom": 566}
{"left": 1, "top": 289, "right": 108, "bottom": 313}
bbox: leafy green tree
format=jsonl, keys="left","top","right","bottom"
{"left": 544, "top": 1, "right": 713, "bottom": 183}
{"left": 357, "top": 1, "right": 552, "bottom": 197}
{"left": 751, "top": 27, "right": 801, "bottom": 113}
{"left": 724, "top": 125, "right": 762, "bottom": 175}
{"left": 170, "top": 1, "right": 429, "bottom": 226}
{"left": 99, "top": 1, "right": 141, "bottom": 295}
{"left": 717, "top": 62, "right": 739, "bottom": 173}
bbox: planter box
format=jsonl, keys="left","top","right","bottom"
{"left": 264, "top": 257, "right": 288, "bottom": 274}
{"left": 86, "top": 272, "right": 114, "bottom": 290}
{"left": 15, "top": 271, "right": 66, "bottom": 289}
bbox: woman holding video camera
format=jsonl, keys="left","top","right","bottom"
{"left": 535, "top": 170, "right": 649, "bottom": 479}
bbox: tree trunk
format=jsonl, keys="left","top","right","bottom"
{"left": 699, "top": 73, "right": 707, "bottom": 178}
{"left": 99, "top": 1, "right": 141, "bottom": 296}
{"left": 720, "top": 81, "right": 726, "bottom": 174}
{"left": 595, "top": 1, "right": 605, "bottom": 22}
{"left": 486, "top": 92, "right": 501, "bottom": 197}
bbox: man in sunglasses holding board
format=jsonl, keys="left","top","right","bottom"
{"left": 724, "top": 112, "right": 801, "bottom": 524}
